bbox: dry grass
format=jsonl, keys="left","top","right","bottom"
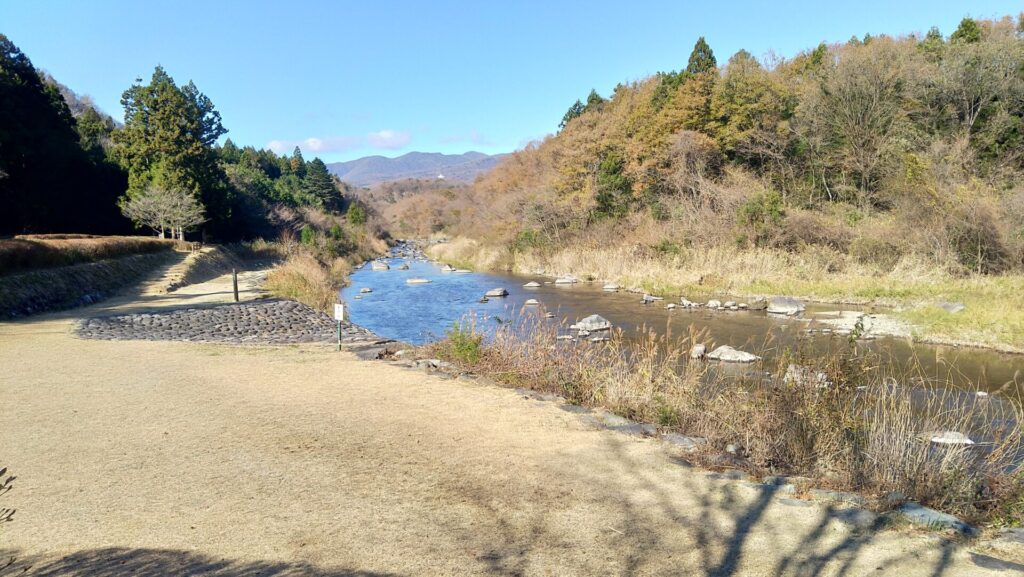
{"left": 0, "top": 235, "right": 177, "bottom": 276}
{"left": 265, "top": 253, "right": 341, "bottom": 313}
{"left": 428, "top": 310, "right": 1024, "bottom": 526}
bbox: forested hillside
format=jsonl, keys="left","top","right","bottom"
{"left": 0, "top": 34, "right": 373, "bottom": 244}
{"left": 425, "top": 16, "right": 1024, "bottom": 280}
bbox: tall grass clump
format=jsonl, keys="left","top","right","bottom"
{"left": 428, "top": 308, "right": 1024, "bottom": 525}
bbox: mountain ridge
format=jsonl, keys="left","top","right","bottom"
{"left": 327, "top": 151, "right": 506, "bottom": 187}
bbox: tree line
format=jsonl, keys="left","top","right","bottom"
{"left": 0, "top": 34, "right": 360, "bottom": 240}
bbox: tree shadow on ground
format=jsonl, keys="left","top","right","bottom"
{"left": 0, "top": 547, "right": 402, "bottom": 577}
{"left": 433, "top": 431, "right": 975, "bottom": 577}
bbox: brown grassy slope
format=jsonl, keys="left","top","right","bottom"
{"left": 0, "top": 236, "right": 176, "bottom": 276}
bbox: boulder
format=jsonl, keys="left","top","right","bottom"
{"left": 370, "top": 261, "right": 390, "bottom": 271}
{"left": 524, "top": 299, "right": 540, "bottom": 306}
{"left": 690, "top": 344, "right": 706, "bottom": 359}
{"left": 441, "top": 264, "right": 456, "bottom": 272}
{"left": 665, "top": 303, "right": 677, "bottom": 310}
{"left": 706, "top": 299, "right": 722, "bottom": 309}
{"left": 398, "top": 263, "right": 410, "bottom": 270}
{"left": 554, "top": 277, "right": 577, "bottom": 284}
{"left": 748, "top": 297, "right": 768, "bottom": 311}
{"left": 485, "top": 288, "right": 509, "bottom": 297}
{"left": 767, "top": 296, "right": 805, "bottom": 315}
{"left": 680, "top": 298, "right": 699, "bottom": 308}
{"left": 523, "top": 281, "right": 542, "bottom": 288}
{"left": 706, "top": 345, "right": 760, "bottom": 363}
{"left": 603, "top": 283, "right": 620, "bottom": 291}
{"left": 570, "top": 314, "right": 612, "bottom": 332}
{"left": 359, "top": 287, "right": 373, "bottom": 293}
{"left": 724, "top": 301, "right": 736, "bottom": 308}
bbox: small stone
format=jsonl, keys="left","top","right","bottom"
{"left": 689, "top": 344, "right": 706, "bottom": 359}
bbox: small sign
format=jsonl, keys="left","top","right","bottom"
{"left": 334, "top": 303, "right": 345, "bottom": 321}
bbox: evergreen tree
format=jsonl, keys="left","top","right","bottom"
{"left": 686, "top": 37, "right": 717, "bottom": 75}
{"left": 303, "top": 157, "right": 339, "bottom": 209}
{"left": 920, "top": 26, "right": 945, "bottom": 59}
{"left": 585, "top": 88, "right": 605, "bottom": 111}
{"left": 113, "top": 66, "right": 230, "bottom": 235}
{"left": 290, "top": 146, "right": 306, "bottom": 178}
{"left": 0, "top": 34, "right": 127, "bottom": 234}
{"left": 347, "top": 203, "right": 367, "bottom": 225}
{"left": 951, "top": 17, "right": 982, "bottom": 43}
{"left": 559, "top": 99, "right": 585, "bottom": 129}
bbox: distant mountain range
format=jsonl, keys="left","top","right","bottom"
{"left": 327, "top": 151, "right": 506, "bottom": 187}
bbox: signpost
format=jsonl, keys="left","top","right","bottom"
{"left": 333, "top": 303, "right": 345, "bottom": 351}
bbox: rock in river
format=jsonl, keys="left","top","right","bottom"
{"left": 603, "top": 283, "right": 620, "bottom": 291}
{"left": 406, "top": 278, "right": 431, "bottom": 284}
{"left": 370, "top": 261, "right": 390, "bottom": 271}
{"left": 570, "top": 314, "right": 612, "bottom": 332}
{"left": 690, "top": 344, "right": 706, "bottom": 359}
{"left": 523, "top": 281, "right": 542, "bottom": 288}
{"left": 929, "top": 431, "right": 975, "bottom": 446}
{"left": 706, "top": 345, "right": 760, "bottom": 363}
{"left": 524, "top": 299, "right": 540, "bottom": 306}
{"left": 767, "top": 296, "right": 805, "bottom": 316}
{"left": 485, "top": 288, "right": 509, "bottom": 297}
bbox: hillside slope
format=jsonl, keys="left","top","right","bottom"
{"left": 327, "top": 151, "right": 506, "bottom": 186}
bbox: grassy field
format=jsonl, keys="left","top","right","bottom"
{"left": 427, "top": 238, "right": 1024, "bottom": 353}
{"left": 0, "top": 235, "right": 177, "bottom": 276}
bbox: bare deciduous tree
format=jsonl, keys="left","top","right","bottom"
{"left": 121, "top": 185, "right": 206, "bottom": 240}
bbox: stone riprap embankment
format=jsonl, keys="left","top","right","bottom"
{"left": 76, "top": 299, "right": 383, "bottom": 346}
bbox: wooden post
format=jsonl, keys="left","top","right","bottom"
{"left": 232, "top": 268, "right": 239, "bottom": 302}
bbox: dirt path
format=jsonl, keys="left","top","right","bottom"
{"left": 1, "top": 265, "right": 1019, "bottom": 576}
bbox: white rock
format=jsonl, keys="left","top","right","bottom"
{"left": 603, "top": 283, "right": 620, "bottom": 291}
{"left": 666, "top": 303, "right": 677, "bottom": 310}
{"left": 360, "top": 287, "right": 373, "bottom": 293}
{"left": 554, "top": 277, "right": 577, "bottom": 284}
{"left": 724, "top": 301, "right": 736, "bottom": 308}
{"left": 570, "top": 314, "right": 612, "bottom": 332}
{"left": 523, "top": 281, "right": 542, "bottom": 288}
{"left": 524, "top": 299, "right": 540, "bottom": 306}
{"left": 455, "top": 269, "right": 472, "bottom": 273}
{"left": 371, "top": 261, "right": 390, "bottom": 271}
{"left": 406, "top": 278, "right": 431, "bottom": 284}
{"left": 707, "top": 299, "right": 722, "bottom": 309}
{"left": 767, "top": 296, "right": 806, "bottom": 316}
{"left": 930, "top": 431, "right": 975, "bottom": 446}
{"left": 706, "top": 345, "right": 760, "bottom": 363}
{"left": 690, "top": 344, "right": 706, "bottom": 359}
{"left": 485, "top": 288, "right": 509, "bottom": 297}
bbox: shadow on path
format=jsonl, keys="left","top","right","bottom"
{"left": 1, "top": 547, "right": 402, "bottom": 577}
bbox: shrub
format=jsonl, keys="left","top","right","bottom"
{"left": 299, "top": 225, "right": 316, "bottom": 246}
{"left": 445, "top": 321, "right": 483, "bottom": 364}
{"left": 737, "top": 190, "right": 784, "bottom": 247}
{"left": 850, "top": 236, "right": 904, "bottom": 271}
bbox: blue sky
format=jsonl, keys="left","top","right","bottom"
{"left": 2, "top": 1, "right": 1019, "bottom": 162}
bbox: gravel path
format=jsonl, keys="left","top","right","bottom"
{"left": 75, "top": 299, "right": 383, "bottom": 346}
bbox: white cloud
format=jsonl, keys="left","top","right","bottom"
{"left": 366, "top": 129, "right": 412, "bottom": 149}
{"left": 265, "top": 130, "right": 411, "bottom": 155}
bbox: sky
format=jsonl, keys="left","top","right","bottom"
{"left": 2, "top": 0, "right": 1020, "bottom": 163}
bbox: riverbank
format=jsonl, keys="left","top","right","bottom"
{"left": 426, "top": 238, "right": 1024, "bottom": 355}
{"left": 3, "top": 261, "right": 1023, "bottom": 575}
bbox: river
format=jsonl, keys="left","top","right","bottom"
{"left": 340, "top": 252, "right": 1024, "bottom": 395}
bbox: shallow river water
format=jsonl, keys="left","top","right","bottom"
{"left": 341, "top": 255, "right": 1024, "bottom": 395}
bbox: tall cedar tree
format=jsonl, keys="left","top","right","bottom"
{"left": 686, "top": 36, "right": 718, "bottom": 75}
{"left": 304, "top": 158, "right": 339, "bottom": 209}
{"left": 114, "top": 66, "right": 230, "bottom": 236}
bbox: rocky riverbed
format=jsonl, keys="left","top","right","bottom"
{"left": 76, "top": 298, "right": 385, "bottom": 346}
